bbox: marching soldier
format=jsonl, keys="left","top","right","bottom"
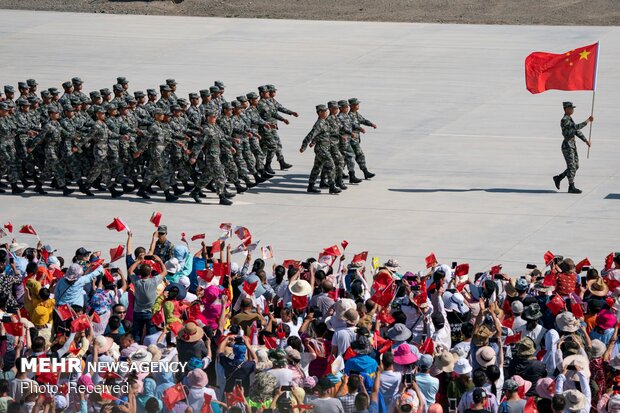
{"left": 324, "top": 101, "right": 347, "bottom": 190}
{"left": 72, "top": 77, "right": 87, "bottom": 101}
{"left": 266, "top": 84, "right": 296, "bottom": 170}
{"left": 117, "top": 77, "right": 130, "bottom": 97}
{"left": 337, "top": 100, "right": 363, "bottom": 184}
{"left": 0, "top": 102, "right": 25, "bottom": 194}
{"left": 59, "top": 81, "right": 74, "bottom": 106}
{"left": 257, "top": 85, "right": 288, "bottom": 175}
{"left": 348, "top": 98, "right": 376, "bottom": 179}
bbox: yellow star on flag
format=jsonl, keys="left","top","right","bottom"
{"left": 579, "top": 49, "right": 591, "bottom": 60}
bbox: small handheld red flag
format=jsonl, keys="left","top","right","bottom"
{"left": 504, "top": 331, "right": 522, "bottom": 345}
{"left": 544, "top": 251, "right": 555, "bottom": 266}
{"left": 191, "top": 233, "right": 205, "bottom": 241}
{"left": 109, "top": 245, "right": 124, "bottom": 263}
{"left": 282, "top": 260, "right": 301, "bottom": 270}
{"left": 418, "top": 337, "right": 434, "bottom": 355}
{"left": 352, "top": 251, "right": 368, "bottom": 264}
{"left": 546, "top": 295, "right": 566, "bottom": 315}
{"left": 106, "top": 218, "right": 126, "bottom": 232}
{"left": 3, "top": 222, "right": 12, "bottom": 233}
{"left": 197, "top": 269, "right": 215, "bottom": 283}
{"left": 575, "top": 258, "right": 591, "bottom": 273}
{"left": 243, "top": 280, "right": 258, "bottom": 296}
{"left": 19, "top": 224, "right": 37, "bottom": 236}
{"left": 163, "top": 383, "right": 186, "bottom": 411}
{"left": 71, "top": 314, "right": 91, "bottom": 332}
{"left": 211, "top": 240, "right": 222, "bottom": 254}
{"left": 490, "top": 265, "right": 502, "bottom": 276}
{"left": 605, "top": 253, "right": 615, "bottom": 271}
{"left": 3, "top": 322, "right": 24, "bottom": 337}
{"left": 169, "top": 321, "right": 184, "bottom": 335}
{"left": 571, "top": 302, "right": 584, "bottom": 319}
{"left": 56, "top": 304, "right": 74, "bottom": 321}
{"left": 150, "top": 212, "right": 162, "bottom": 227}
{"left": 292, "top": 295, "right": 309, "bottom": 310}
{"left": 226, "top": 385, "right": 246, "bottom": 406}
{"left": 151, "top": 310, "right": 165, "bottom": 326}
{"left": 377, "top": 308, "right": 395, "bottom": 325}
{"left": 425, "top": 253, "right": 437, "bottom": 269}
{"left": 524, "top": 397, "right": 539, "bottom": 413}
{"left": 454, "top": 263, "right": 470, "bottom": 277}
{"left": 341, "top": 240, "right": 349, "bottom": 250}
{"left": 212, "top": 262, "right": 230, "bottom": 277}
{"left": 201, "top": 393, "right": 213, "bottom": 413}
{"left": 322, "top": 244, "right": 342, "bottom": 257}
{"left": 525, "top": 43, "right": 598, "bottom": 94}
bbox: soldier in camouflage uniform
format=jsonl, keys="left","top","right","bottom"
{"left": 26, "top": 79, "right": 38, "bottom": 99}
{"left": 59, "top": 81, "right": 74, "bottom": 106}
{"left": 14, "top": 98, "right": 40, "bottom": 188}
{"left": 214, "top": 81, "right": 227, "bottom": 106}
{"left": 17, "top": 82, "right": 30, "bottom": 101}
{"left": 208, "top": 86, "right": 222, "bottom": 114}
{"left": 167, "top": 104, "right": 193, "bottom": 195}
{"left": 323, "top": 101, "right": 347, "bottom": 190}
{"left": 231, "top": 99, "right": 260, "bottom": 188}
{"left": 117, "top": 77, "right": 129, "bottom": 97}
{"left": 348, "top": 98, "right": 376, "bottom": 179}
{"left": 104, "top": 103, "right": 130, "bottom": 194}
{"left": 87, "top": 91, "right": 103, "bottom": 120}
{"left": 243, "top": 92, "right": 271, "bottom": 181}
{"left": 111, "top": 84, "right": 125, "bottom": 105}
{"left": 217, "top": 102, "right": 246, "bottom": 194}
{"left": 3, "top": 86, "right": 15, "bottom": 105}
{"left": 337, "top": 100, "right": 363, "bottom": 184}
{"left": 72, "top": 77, "right": 87, "bottom": 101}
{"left": 188, "top": 109, "right": 234, "bottom": 205}
{"left": 300, "top": 105, "right": 340, "bottom": 195}
{"left": 59, "top": 104, "right": 83, "bottom": 184}
{"left": 100, "top": 88, "right": 113, "bottom": 104}
{"left": 553, "top": 102, "right": 593, "bottom": 194}
{"left": 48, "top": 88, "right": 63, "bottom": 114}
{"left": 135, "top": 108, "right": 178, "bottom": 202}
{"left": 133, "top": 91, "right": 153, "bottom": 128}
{"left": 266, "top": 84, "right": 297, "bottom": 170}
{"left": 0, "top": 102, "right": 25, "bottom": 194}
{"left": 145, "top": 89, "right": 158, "bottom": 116}
{"left": 157, "top": 85, "right": 173, "bottom": 113}
{"left": 120, "top": 97, "right": 143, "bottom": 191}
{"left": 257, "top": 85, "right": 289, "bottom": 175}
{"left": 166, "top": 79, "right": 178, "bottom": 103}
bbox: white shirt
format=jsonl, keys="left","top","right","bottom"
{"left": 333, "top": 327, "right": 357, "bottom": 356}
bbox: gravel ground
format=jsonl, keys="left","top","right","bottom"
{"left": 0, "top": 0, "right": 619, "bottom": 25}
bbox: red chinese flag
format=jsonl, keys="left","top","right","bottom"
{"left": 571, "top": 302, "right": 584, "bottom": 319}
{"left": 109, "top": 245, "right": 124, "bottom": 263}
{"left": 150, "top": 211, "right": 162, "bottom": 227}
{"left": 169, "top": 321, "right": 184, "bottom": 335}
{"left": 234, "top": 226, "right": 252, "bottom": 246}
{"left": 372, "top": 282, "right": 397, "bottom": 307}
{"left": 524, "top": 397, "right": 539, "bottom": 413}
{"left": 323, "top": 244, "right": 342, "bottom": 257}
{"left": 226, "top": 385, "right": 246, "bottom": 406}
{"left": 163, "top": 383, "right": 186, "bottom": 411}
{"left": 71, "top": 314, "right": 91, "bottom": 332}
{"left": 55, "top": 304, "right": 73, "bottom": 321}
{"left": 40, "top": 248, "right": 49, "bottom": 263}
{"left": 504, "top": 331, "right": 522, "bottom": 345}
{"left": 191, "top": 233, "right": 205, "bottom": 241}
{"left": 605, "top": 253, "right": 615, "bottom": 271}
{"left": 243, "top": 280, "right": 258, "bottom": 296}
{"left": 546, "top": 295, "right": 566, "bottom": 315}
{"left": 3, "top": 322, "right": 24, "bottom": 337}
{"left": 151, "top": 309, "right": 165, "bottom": 326}
{"left": 372, "top": 270, "right": 393, "bottom": 292}
{"left": 454, "top": 263, "right": 470, "bottom": 277}
{"left": 106, "top": 218, "right": 126, "bottom": 232}
{"left": 197, "top": 269, "right": 215, "bottom": 283}
{"left": 343, "top": 347, "right": 357, "bottom": 360}
{"left": 352, "top": 251, "right": 368, "bottom": 264}
{"left": 282, "top": 260, "right": 301, "bottom": 270}
{"left": 292, "top": 295, "right": 308, "bottom": 310}
{"left": 544, "top": 251, "right": 555, "bottom": 266}
{"left": 525, "top": 43, "right": 598, "bottom": 94}
{"left": 19, "top": 224, "right": 37, "bottom": 235}
{"left": 575, "top": 258, "right": 591, "bottom": 273}
{"left": 211, "top": 240, "right": 222, "bottom": 254}
{"left": 341, "top": 240, "right": 349, "bottom": 250}
{"left": 212, "top": 262, "right": 230, "bottom": 277}
{"left": 103, "top": 269, "right": 115, "bottom": 283}
{"left": 377, "top": 308, "right": 395, "bottom": 325}
{"left": 220, "top": 223, "right": 232, "bottom": 232}
{"left": 418, "top": 337, "right": 434, "bottom": 355}
{"left": 414, "top": 282, "right": 428, "bottom": 307}
{"left": 263, "top": 335, "right": 277, "bottom": 349}
{"left": 425, "top": 253, "right": 437, "bottom": 269}
{"left": 490, "top": 265, "right": 502, "bottom": 276}
{"left": 36, "top": 371, "right": 59, "bottom": 385}
{"left": 201, "top": 393, "right": 213, "bottom": 413}
{"left": 543, "top": 272, "right": 557, "bottom": 287}
{"left": 3, "top": 222, "right": 12, "bottom": 233}
{"left": 91, "top": 312, "right": 101, "bottom": 324}
{"left": 276, "top": 324, "right": 286, "bottom": 339}
{"left": 374, "top": 330, "right": 393, "bottom": 354}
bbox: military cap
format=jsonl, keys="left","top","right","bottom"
{"left": 16, "top": 98, "right": 29, "bottom": 106}
{"left": 163, "top": 110, "right": 172, "bottom": 117}
{"left": 125, "top": 96, "right": 137, "bottom": 104}
{"left": 113, "top": 84, "right": 124, "bottom": 92}
{"left": 116, "top": 77, "right": 128, "bottom": 84}
{"left": 257, "top": 85, "right": 268, "bottom": 93}
{"left": 152, "top": 108, "right": 164, "bottom": 116}
{"left": 105, "top": 103, "right": 117, "bottom": 111}
{"left": 80, "top": 96, "right": 92, "bottom": 104}
{"left": 5, "top": 101, "right": 15, "bottom": 108}
{"left": 338, "top": 100, "right": 349, "bottom": 107}
{"left": 199, "top": 89, "right": 210, "bottom": 96}
{"left": 147, "top": 89, "right": 157, "bottom": 96}
{"left": 18, "top": 82, "right": 28, "bottom": 89}
{"left": 27, "top": 96, "right": 38, "bottom": 103}
{"left": 327, "top": 101, "right": 338, "bottom": 109}
{"left": 72, "top": 77, "right": 83, "bottom": 84}
{"left": 246, "top": 92, "right": 259, "bottom": 100}
{"left": 90, "top": 91, "right": 102, "bottom": 98}
{"left": 134, "top": 91, "right": 145, "bottom": 98}
{"left": 316, "top": 104, "right": 328, "bottom": 112}
{"left": 563, "top": 101, "right": 576, "bottom": 109}
{"left": 63, "top": 105, "right": 74, "bottom": 112}
{"left": 26, "top": 79, "right": 38, "bottom": 87}
{"left": 69, "top": 96, "right": 81, "bottom": 105}
{"left": 0, "top": 102, "right": 8, "bottom": 110}
{"left": 236, "top": 95, "right": 248, "bottom": 103}
{"left": 166, "top": 78, "right": 177, "bottom": 86}
{"left": 47, "top": 106, "right": 60, "bottom": 113}
{"left": 266, "top": 84, "right": 277, "bottom": 91}
{"left": 209, "top": 86, "right": 220, "bottom": 93}
{"left": 4, "top": 85, "right": 15, "bottom": 93}
{"left": 40, "top": 90, "right": 51, "bottom": 98}
{"left": 221, "top": 102, "right": 232, "bottom": 110}
{"left": 177, "top": 98, "right": 188, "bottom": 106}
{"left": 206, "top": 109, "right": 219, "bottom": 117}
{"left": 117, "top": 101, "right": 128, "bottom": 109}
{"left": 62, "top": 81, "right": 73, "bottom": 89}
{"left": 214, "top": 80, "right": 225, "bottom": 88}
{"left": 160, "top": 84, "right": 171, "bottom": 92}
{"left": 48, "top": 87, "right": 60, "bottom": 95}
{"left": 93, "top": 105, "right": 105, "bottom": 113}
{"left": 231, "top": 100, "right": 242, "bottom": 109}
{"left": 348, "top": 98, "right": 360, "bottom": 105}
{"left": 170, "top": 104, "right": 181, "bottom": 111}
{"left": 188, "top": 93, "right": 200, "bottom": 100}
{"left": 100, "top": 88, "right": 111, "bottom": 95}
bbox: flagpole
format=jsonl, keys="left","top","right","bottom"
{"left": 587, "top": 41, "right": 600, "bottom": 159}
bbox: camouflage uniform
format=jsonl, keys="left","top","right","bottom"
{"left": 232, "top": 111, "right": 257, "bottom": 175}
{"left": 337, "top": 110, "right": 358, "bottom": 175}
{"left": 217, "top": 114, "right": 241, "bottom": 185}
{"left": 243, "top": 102, "right": 268, "bottom": 171}
{"left": 59, "top": 114, "right": 82, "bottom": 181}
{"left": 257, "top": 96, "right": 286, "bottom": 167}
{"left": 31, "top": 118, "right": 67, "bottom": 188}
{"left": 14, "top": 108, "right": 39, "bottom": 178}
{"left": 301, "top": 113, "right": 335, "bottom": 188}
{"left": 559, "top": 113, "right": 588, "bottom": 184}
{"left": 191, "top": 122, "right": 229, "bottom": 196}
{"left": 84, "top": 119, "right": 111, "bottom": 188}
{"left": 325, "top": 109, "right": 345, "bottom": 185}
{"left": 269, "top": 97, "right": 295, "bottom": 163}
{"left": 349, "top": 109, "right": 371, "bottom": 172}
{"left": 167, "top": 113, "right": 192, "bottom": 185}
{"left": 0, "top": 112, "right": 21, "bottom": 184}
{"left": 105, "top": 109, "right": 129, "bottom": 185}
{"left": 139, "top": 119, "right": 172, "bottom": 191}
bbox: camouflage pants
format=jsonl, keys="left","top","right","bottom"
{"left": 309, "top": 145, "right": 335, "bottom": 185}
{"left": 85, "top": 151, "right": 111, "bottom": 187}
{"left": 339, "top": 138, "right": 357, "bottom": 174}
{"left": 143, "top": 146, "right": 171, "bottom": 191}
{"left": 62, "top": 150, "right": 82, "bottom": 182}
{"left": 41, "top": 149, "right": 66, "bottom": 188}
{"left": 561, "top": 140, "right": 579, "bottom": 184}
{"left": 233, "top": 142, "right": 251, "bottom": 180}
{"left": 350, "top": 136, "right": 367, "bottom": 171}
{"left": 239, "top": 138, "right": 256, "bottom": 175}
{"left": 170, "top": 148, "right": 191, "bottom": 184}
{"left": 195, "top": 155, "right": 226, "bottom": 195}
{"left": 259, "top": 129, "right": 278, "bottom": 164}
{"left": 15, "top": 136, "right": 35, "bottom": 177}
{"left": 273, "top": 129, "right": 285, "bottom": 162}
{"left": 321, "top": 140, "right": 344, "bottom": 182}
{"left": 0, "top": 142, "right": 20, "bottom": 184}
{"left": 249, "top": 135, "right": 266, "bottom": 171}
{"left": 108, "top": 152, "right": 127, "bottom": 184}
{"left": 221, "top": 150, "right": 239, "bottom": 184}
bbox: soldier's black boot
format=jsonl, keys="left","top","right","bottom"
{"left": 219, "top": 195, "right": 233, "bottom": 206}
{"left": 145, "top": 184, "right": 157, "bottom": 194}
{"left": 329, "top": 184, "right": 342, "bottom": 194}
{"left": 0, "top": 181, "right": 6, "bottom": 189}
{"left": 164, "top": 189, "right": 178, "bottom": 202}
{"left": 136, "top": 185, "right": 151, "bottom": 199}
{"left": 206, "top": 182, "right": 216, "bottom": 192}
{"left": 11, "top": 183, "right": 25, "bottom": 194}
{"left": 342, "top": 172, "right": 349, "bottom": 179}
{"left": 21, "top": 178, "right": 32, "bottom": 189}
{"left": 264, "top": 161, "right": 275, "bottom": 175}
{"left": 109, "top": 184, "right": 123, "bottom": 198}
{"left": 122, "top": 181, "right": 135, "bottom": 193}
{"left": 61, "top": 186, "right": 74, "bottom": 196}
{"left": 50, "top": 178, "right": 59, "bottom": 189}
{"left": 568, "top": 183, "right": 582, "bottom": 194}
{"left": 223, "top": 189, "right": 236, "bottom": 198}
{"left": 349, "top": 172, "right": 362, "bottom": 184}
{"left": 33, "top": 180, "right": 48, "bottom": 195}
{"left": 362, "top": 168, "right": 375, "bottom": 179}
{"left": 78, "top": 180, "right": 95, "bottom": 197}
{"left": 172, "top": 185, "right": 185, "bottom": 196}
{"left": 235, "top": 182, "right": 247, "bottom": 194}
{"left": 190, "top": 189, "right": 203, "bottom": 204}
{"left": 337, "top": 177, "right": 348, "bottom": 190}
{"left": 307, "top": 183, "right": 321, "bottom": 193}
{"left": 245, "top": 177, "right": 257, "bottom": 188}
{"left": 182, "top": 180, "right": 193, "bottom": 192}
{"left": 92, "top": 177, "right": 106, "bottom": 191}
{"left": 279, "top": 159, "right": 293, "bottom": 170}
{"left": 198, "top": 190, "right": 207, "bottom": 198}
{"left": 319, "top": 177, "right": 329, "bottom": 189}
{"left": 553, "top": 174, "right": 565, "bottom": 190}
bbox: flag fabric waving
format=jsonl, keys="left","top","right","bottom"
{"left": 19, "top": 224, "right": 38, "bottom": 236}
{"left": 525, "top": 42, "right": 599, "bottom": 94}
{"left": 150, "top": 212, "right": 162, "bottom": 227}
{"left": 106, "top": 218, "right": 127, "bottom": 232}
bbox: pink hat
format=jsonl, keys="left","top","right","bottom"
{"left": 394, "top": 343, "right": 418, "bottom": 365}
{"left": 536, "top": 377, "right": 555, "bottom": 400}
{"left": 187, "top": 369, "right": 209, "bottom": 387}
{"left": 78, "top": 374, "right": 94, "bottom": 392}
{"left": 511, "top": 375, "right": 532, "bottom": 395}
{"left": 596, "top": 310, "right": 616, "bottom": 330}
